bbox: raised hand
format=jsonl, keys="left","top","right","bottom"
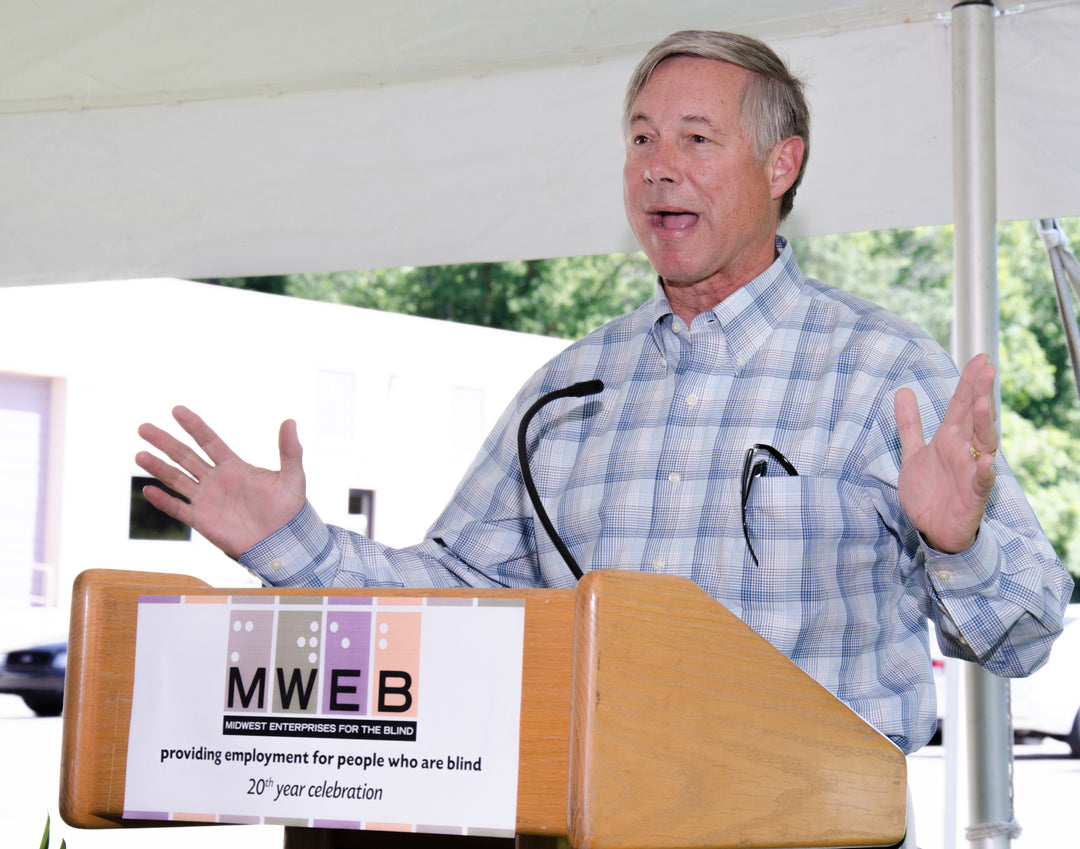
{"left": 135, "top": 406, "right": 306, "bottom": 559}
{"left": 894, "top": 353, "right": 999, "bottom": 554}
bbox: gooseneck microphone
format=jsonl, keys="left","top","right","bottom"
{"left": 516, "top": 379, "right": 604, "bottom": 581}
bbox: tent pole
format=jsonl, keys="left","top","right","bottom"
{"left": 951, "top": 3, "right": 1015, "bottom": 849}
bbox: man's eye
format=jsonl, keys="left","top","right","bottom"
{"left": 690, "top": 134, "right": 710, "bottom": 144}
{"left": 632, "top": 134, "right": 650, "bottom": 145}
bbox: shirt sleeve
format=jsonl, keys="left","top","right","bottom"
{"left": 877, "top": 354, "right": 1073, "bottom": 678}
{"left": 237, "top": 498, "right": 536, "bottom": 590}
{"left": 920, "top": 475, "right": 1073, "bottom": 676}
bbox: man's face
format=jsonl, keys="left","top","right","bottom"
{"left": 623, "top": 56, "right": 785, "bottom": 300}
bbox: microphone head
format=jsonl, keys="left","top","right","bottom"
{"left": 568, "top": 379, "right": 604, "bottom": 398}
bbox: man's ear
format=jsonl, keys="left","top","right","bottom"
{"left": 768, "top": 135, "right": 805, "bottom": 200}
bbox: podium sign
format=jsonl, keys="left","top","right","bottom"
{"left": 123, "top": 593, "right": 526, "bottom": 835}
{"left": 62, "top": 570, "right": 906, "bottom": 848}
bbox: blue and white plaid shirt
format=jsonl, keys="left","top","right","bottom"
{"left": 243, "top": 239, "right": 1070, "bottom": 753}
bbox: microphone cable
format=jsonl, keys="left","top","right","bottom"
{"left": 516, "top": 379, "right": 604, "bottom": 581}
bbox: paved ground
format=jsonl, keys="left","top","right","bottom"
{"left": 908, "top": 733, "right": 1078, "bottom": 849}
{"left": 1, "top": 696, "right": 281, "bottom": 848}
{"left": 2, "top": 694, "right": 1076, "bottom": 848}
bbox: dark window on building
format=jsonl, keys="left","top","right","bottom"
{"left": 348, "top": 489, "right": 375, "bottom": 539}
{"left": 130, "top": 476, "right": 192, "bottom": 541}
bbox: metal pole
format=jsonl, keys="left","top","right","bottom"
{"left": 952, "top": 0, "right": 1001, "bottom": 364}
{"left": 950, "top": 3, "right": 1017, "bottom": 849}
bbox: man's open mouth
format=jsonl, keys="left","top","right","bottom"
{"left": 650, "top": 211, "right": 699, "bottom": 231}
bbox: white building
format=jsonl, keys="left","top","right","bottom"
{"left": 0, "top": 279, "right": 568, "bottom": 647}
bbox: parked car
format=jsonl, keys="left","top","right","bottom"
{"left": 931, "top": 605, "right": 1080, "bottom": 755}
{"left": 0, "top": 641, "right": 66, "bottom": 716}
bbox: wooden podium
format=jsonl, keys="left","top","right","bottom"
{"left": 60, "top": 568, "right": 907, "bottom": 848}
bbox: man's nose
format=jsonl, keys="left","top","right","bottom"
{"left": 643, "top": 140, "right": 680, "bottom": 184}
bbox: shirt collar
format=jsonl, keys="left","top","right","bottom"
{"left": 647, "top": 237, "right": 804, "bottom": 365}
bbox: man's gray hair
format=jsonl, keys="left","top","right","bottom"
{"left": 624, "top": 30, "right": 810, "bottom": 221}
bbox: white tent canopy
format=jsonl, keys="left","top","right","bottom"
{"left": 2, "top": 0, "right": 1080, "bottom": 287}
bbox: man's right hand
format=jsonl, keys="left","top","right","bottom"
{"left": 135, "top": 406, "right": 307, "bottom": 559}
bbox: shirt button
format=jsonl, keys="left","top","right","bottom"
{"left": 669, "top": 472, "right": 681, "bottom": 483}
{"left": 686, "top": 394, "right": 698, "bottom": 407}
{"left": 736, "top": 356, "right": 746, "bottom": 368}
{"left": 937, "top": 570, "right": 952, "bottom": 581}
{"left": 652, "top": 558, "right": 665, "bottom": 570}
{"left": 270, "top": 559, "right": 284, "bottom": 572}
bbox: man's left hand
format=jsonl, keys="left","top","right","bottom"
{"left": 894, "top": 353, "right": 999, "bottom": 554}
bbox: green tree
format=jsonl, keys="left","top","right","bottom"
{"left": 283, "top": 254, "right": 656, "bottom": 340}
{"left": 201, "top": 275, "right": 291, "bottom": 295}
{"left": 996, "top": 220, "right": 1080, "bottom": 590}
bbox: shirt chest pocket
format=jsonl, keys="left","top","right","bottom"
{"left": 742, "top": 475, "right": 880, "bottom": 586}
{"left": 739, "top": 475, "right": 884, "bottom": 655}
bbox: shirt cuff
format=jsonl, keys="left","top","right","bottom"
{"left": 923, "top": 524, "right": 999, "bottom": 595}
{"left": 237, "top": 501, "right": 336, "bottom": 587}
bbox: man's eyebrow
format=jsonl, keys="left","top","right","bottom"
{"left": 679, "top": 113, "right": 720, "bottom": 132}
{"left": 627, "top": 112, "right": 721, "bottom": 132}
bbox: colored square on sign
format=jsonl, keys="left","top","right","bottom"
{"left": 373, "top": 611, "right": 420, "bottom": 717}
{"left": 322, "top": 609, "right": 373, "bottom": 715}
{"left": 274, "top": 609, "right": 325, "bottom": 713}
{"left": 224, "top": 609, "right": 274, "bottom": 712}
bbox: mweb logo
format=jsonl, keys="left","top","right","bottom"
{"left": 222, "top": 598, "right": 419, "bottom": 743}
